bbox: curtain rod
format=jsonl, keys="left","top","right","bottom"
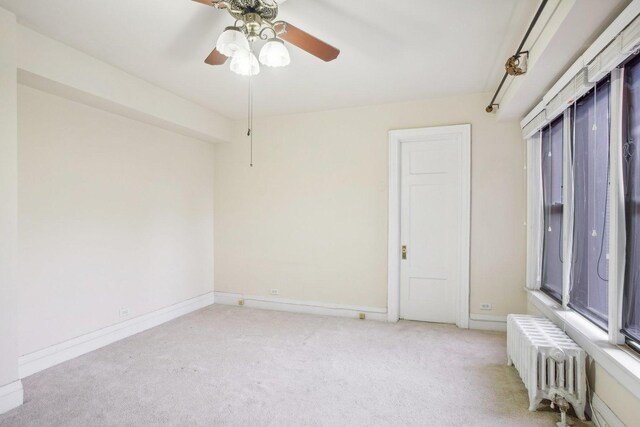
{"left": 486, "top": 0, "right": 549, "bottom": 113}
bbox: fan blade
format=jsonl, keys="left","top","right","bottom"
{"left": 277, "top": 22, "right": 340, "bottom": 62}
{"left": 205, "top": 48, "right": 227, "bottom": 65}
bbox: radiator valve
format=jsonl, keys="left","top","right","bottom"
{"left": 551, "top": 395, "right": 572, "bottom": 427}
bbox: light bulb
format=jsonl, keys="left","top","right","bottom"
{"left": 230, "top": 49, "right": 260, "bottom": 76}
{"left": 216, "top": 27, "right": 250, "bottom": 58}
{"left": 259, "top": 38, "right": 290, "bottom": 68}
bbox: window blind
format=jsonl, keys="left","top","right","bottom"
{"left": 540, "top": 116, "right": 564, "bottom": 301}
{"left": 569, "top": 78, "right": 611, "bottom": 330}
{"left": 546, "top": 69, "right": 593, "bottom": 122}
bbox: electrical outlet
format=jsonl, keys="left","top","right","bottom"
{"left": 270, "top": 289, "right": 279, "bottom": 295}
{"left": 480, "top": 303, "right": 493, "bottom": 311}
{"left": 119, "top": 307, "right": 130, "bottom": 318}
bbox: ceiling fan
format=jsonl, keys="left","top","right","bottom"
{"left": 192, "top": 0, "right": 340, "bottom": 76}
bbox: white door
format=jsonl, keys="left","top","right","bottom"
{"left": 399, "top": 125, "right": 470, "bottom": 324}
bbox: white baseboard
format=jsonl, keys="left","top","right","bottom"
{"left": 214, "top": 292, "right": 388, "bottom": 321}
{"left": 0, "top": 380, "right": 23, "bottom": 415}
{"left": 589, "top": 393, "right": 625, "bottom": 427}
{"left": 19, "top": 292, "right": 215, "bottom": 378}
{"left": 468, "top": 314, "right": 507, "bottom": 331}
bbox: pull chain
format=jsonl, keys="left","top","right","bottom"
{"left": 547, "top": 124, "right": 552, "bottom": 233}
{"left": 592, "top": 84, "right": 598, "bottom": 237}
{"left": 247, "top": 68, "right": 254, "bottom": 167}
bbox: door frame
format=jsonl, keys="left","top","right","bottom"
{"left": 387, "top": 124, "right": 471, "bottom": 327}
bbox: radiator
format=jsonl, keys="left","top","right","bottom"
{"left": 507, "top": 314, "right": 587, "bottom": 421}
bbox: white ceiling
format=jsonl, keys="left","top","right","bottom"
{"left": 0, "top": 0, "right": 539, "bottom": 119}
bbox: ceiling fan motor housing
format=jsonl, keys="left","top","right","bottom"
{"left": 227, "top": 0, "right": 279, "bottom": 21}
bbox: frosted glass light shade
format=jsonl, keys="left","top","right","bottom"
{"left": 259, "top": 38, "right": 290, "bottom": 67}
{"left": 230, "top": 49, "right": 260, "bottom": 76}
{"left": 216, "top": 27, "right": 250, "bottom": 57}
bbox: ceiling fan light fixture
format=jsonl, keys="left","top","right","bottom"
{"left": 216, "top": 26, "right": 250, "bottom": 57}
{"left": 230, "top": 49, "right": 260, "bottom": 76}
{"left": 259, "top": 38, "right": 290, "bottom": 68}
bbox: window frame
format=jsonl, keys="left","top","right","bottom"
{"left": 526, "top": 68, "right": 640, "bottom": 398}
{"left": 527, "top": 68, "right": 626, "bottom": 345}
{"left": 522, "top": 3, "right": 640, "bottom": 403}
{"left": 606, "top": 67, "right": 625, "bottom": 346}
{"left": 525, "top": 67, "right": 640, "bottom": 393}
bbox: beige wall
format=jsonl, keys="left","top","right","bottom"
{"left": 0, "top": 7, "right": 20, "bottom": 389}
{"left": 17, "top": 85, "right": 215, "bottom": 355}
{"left": 215, "top": 92, "right": 527, "bottom": 316}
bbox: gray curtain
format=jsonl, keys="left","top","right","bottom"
{"left": 623, "top": 59, "right": 640, "bottom": 342}
{"left": 541, "top": 116, "right": 564, "bottom": 300}
{"left": 569, "top": 79, "right": 610, "bottom": 330}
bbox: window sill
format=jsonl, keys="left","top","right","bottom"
{"left": 527, "top": 289, "right": 640, "bottom": 400}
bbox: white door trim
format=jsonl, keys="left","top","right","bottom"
{"left": 388, "top": 124, "right": 471, "bottom": 327}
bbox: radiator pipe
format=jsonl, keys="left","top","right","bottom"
{"left": 486, "top": 0, "right": 549, "bottom": 113}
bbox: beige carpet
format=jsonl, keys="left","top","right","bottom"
{"left": 0, "top": 305, "right": 591, "bottom": 426}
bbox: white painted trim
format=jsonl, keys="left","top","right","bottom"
{"left": 387, "top": 124, "right": 471, "bottom": 328}
{"left": 459, "top": 125, "right": 472, "bottom": 329}
{"left": 528, "top": 290, "right": 640, "bottom": 401}
{"left": 526, "top": 132, "right": 544, "bottom": 291}
{"left": 214, "top": 292, "right": 387, "bottom": 321}
{"left": 608, "top": 68, "right": 626, "bottom": 345}
{"left": 468, "top": 320, "right": 507, "bottom": 332}
{"left": 388, "top": 131, "right": 401, "bottom": 323}
{"left": 469, "top": 314, "right": 507, "bottom": 332}
{"left": 19, "top": 292, "right": 215, "bottom": 378}
{"left": 590, "top": 393, "right": 625, "bottom": 427}
{"left": 0, "top": 380, "right": 23, "bottom": 415}
{"left": 469, "top": 313, "right": 507, "bottom": 322}
{"left": 521, "top": 100, "right": 547, "bottom": 130}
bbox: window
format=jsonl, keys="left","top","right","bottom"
{"left": 523, "top": 10, "right": 640, "bottom": 392}
{"left": 623, "top": 57, "right": 640, "bottom": 348}
{"left": 540, "top": 117, "right": 564, "bottom": 301}
{"left": 569, "top": 78, "right": 611, "bottom": 330}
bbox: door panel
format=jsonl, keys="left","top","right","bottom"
{"left": 400, "top": 134, "right": 465, "bottom": 324}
